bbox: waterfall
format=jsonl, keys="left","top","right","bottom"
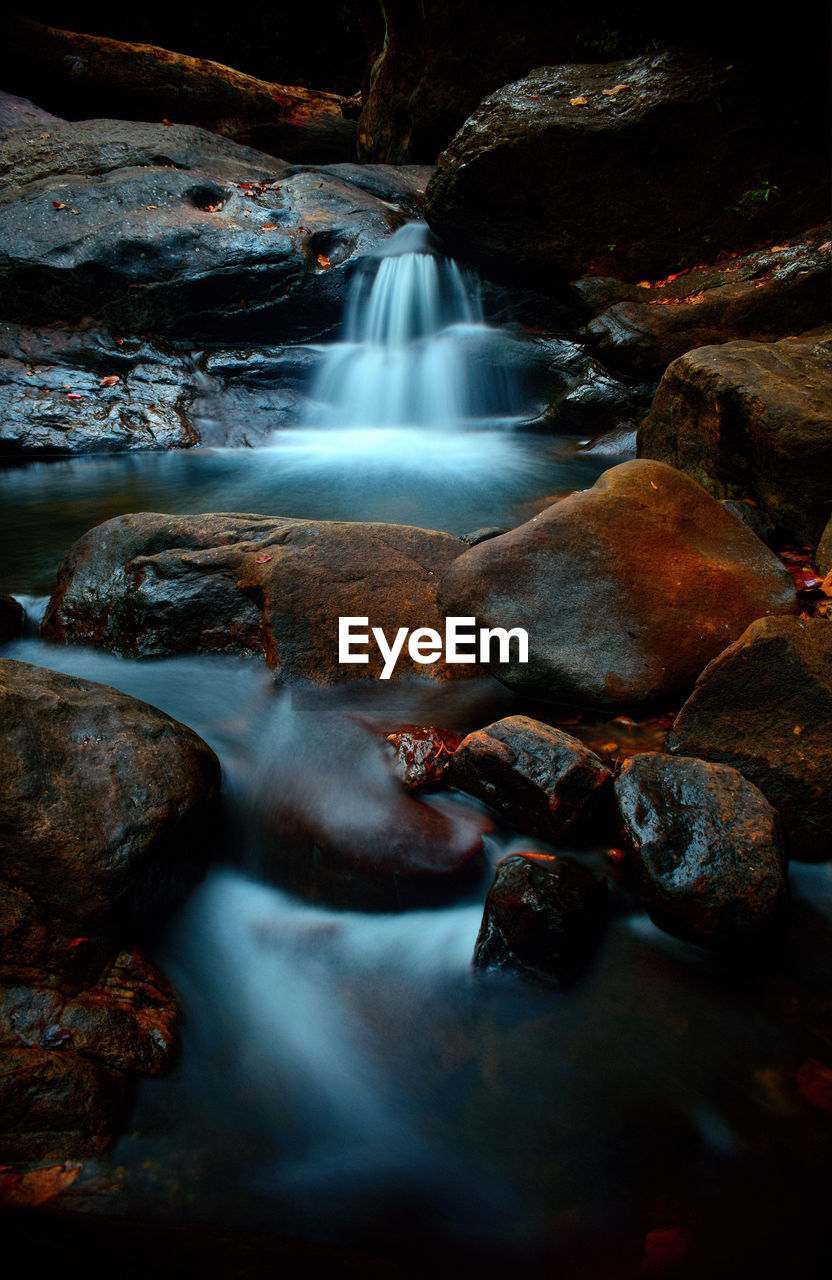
{"left": 305, "top": 223, "right": 516, "bottom": 430}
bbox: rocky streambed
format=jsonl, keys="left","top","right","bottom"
{"left": 1, "top": 21, "right": 831, "bottom": 1279}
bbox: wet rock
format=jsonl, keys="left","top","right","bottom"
{"left": 385, "top": 725, "right": 463, "bottom": 789}
{"left": 472, "top": 852, "right": 608, "bottom": 984}
{"left": 446, "top": 715, "right": 611, "bottom": 841}
{"left": 43, "top": 512, "right": 472, "bottom": 684}
{"left": 0, "top": 90, "right": 61, "bottom": 139}
{"left": 438, "top": 459, "right": 797, "bottom": 707}
{"left": 639, "top": 327, "right": 832, "bottom": 545}
{"left": 0, "top": 949, "right": 177, "bottom": 1077}
{"left": 0, "top": 658, "right": 220, "bottom": 935}
{"left": 0, "top": 594, "right": 24, "bottom": 642}
{"left": 0, "top": 118, "right": 406, "bottom": 341}
{"left": 583, "top": 229, "right": 831, "bottom": 376}
{"left": 0, "top": 1046, "right": 126, "bottom": 1161}
{"left": 425, "top": 52, "right": 827, "bottom": 288}
{"left": 6, "top": 17, "right": 357, "bottom": 163}
{"left": 667, "top": 617, "right": 832, "bottom": 862}
{"left": 615, "top": 753, "right": 787, "bottom": 950}
{"left": 461, "top": 527, "right": 509, "bottom": 547}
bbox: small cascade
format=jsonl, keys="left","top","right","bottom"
{"left": 306, "top": 223, "right": 517, "bottom": 430}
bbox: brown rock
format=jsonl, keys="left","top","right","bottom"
{"left": 43, "top": 512, "right": 472, "bottom": 684}
{"left": 446, "top": 715, "right": 611, "bottom": 841}
{"left": 472, "top": 852, "right": 608, "bottom": 983}
{"left": 6, "top": 17, "right": 357, "bottom": 163}
{"left": 639, "top": 327, "right": 832, "bottom": 545}
{"left": 385, "top": 725, "right": 463, "bottom": 789}
{"left": 438, "top": 459, "right": 797, "bottom": 708}
{"left": 667, "top": 616, "right": 832, "bottom": 862}
{"left": 615, "top": 753, "right": 786, "bottom": 950}
{"left": 817, "top": 514, "right": 832, "bottom": 575}
{"left": 583, "top": 229, "right": 831, "bottom": 376}
{"left": 0, "top": 658, "right": 220, "bottom": 932}
{"left": 0, "top": 1046, "right": 126, "bottom": 1161}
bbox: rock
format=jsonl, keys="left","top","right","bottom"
{"left": 425, "top": 51, "right": 827, "bottom": 288}
{"left": 818, "top": 515, "right": 832, "bottom": 576}
{"left": 0, "top": 90, "right": 61, "bottom": 139}
{"left": 614, "top": 753, "right": 787, "bottom": 950}
{"left": 0, "top": 118, "right": 407, "bottom": 340}
{"left": 385, "top": 725, "right": 463, "bottom": 789}
{"left": 6, "top": 17, "right": 358, "bottom": 163}
{"left": 0, "top": 1046, "right": 126, "bottom": 1161}
{"left": 639, "top": 327, "right": 832, "bottom": 545}
{"left": 472, "top": 852, "right": 608, "bottom": 983}
{"left": 42, "top": 512, "right": 472, "bottom": 684}
{"left": 446, "top": 715, "right": 611, "bottom": 841}
{"left": 0, "top": 594, "right": 24, "bottom": 642}
{"left": 583, "top": 229, "right": 831, "bottom": 376}
{"left": 0, "top": 658, "right": 220, "bottom": 937}
{"left": 438, "top": 459, "right": 797, "bottom": 707}
{"left": 667, "top": 617, "right": 832, "bottom": 862}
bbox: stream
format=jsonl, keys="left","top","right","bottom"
{"left": 2, "top": 225, "right": 832, "bottom": 1277}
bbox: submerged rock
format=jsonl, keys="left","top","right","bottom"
{"left": 639, "top": 327, "right": 832, "bottom": 545}
{"left": 615, "top": 754, "right": 787, "bottom": 950}
{"left": 425, "top": 51, "right": 827, "bottom": 287}
{"left": 5, "top": 18, "right": 358, "bottom": 164}
{"left": 446, "top": 715, "right": 610, "bottom": 841}
{"left": 472, "top": 853, "right": 608, "bottom": 984}
{"left": 0, "top": 658, "right": 220, "bottom": 941}
{"left": 582, "top": 229, "right": 831, "bottom": 377}
{"left": 0, "top": 118, "right": 407, "bottom": 340}
{"left": 438, "top": 459, "right": 797, "bottom": 707}
{"left": 668, "top": 617, "right": 832, "bottom": 862}
{"left": 43, "top": 512, "right": 472, "bottom": 683}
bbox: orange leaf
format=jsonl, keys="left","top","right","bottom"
{"left": 99, "top": 375, "right": 120, "bottom": 387}
{"left": 262, "top": 224, "right": 277, "bottom": 230}
{"left": 570, "top": 96, "right": 588, "bottom": 106}
{"left": 51, "top": 201, "right": 65, "bottom": 209}
{"left": 316, "top": 254, "right": 331, "bottom": 269}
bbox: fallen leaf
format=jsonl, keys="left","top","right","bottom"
{"left": 65, "top": 392, "right": 83, "bottom": 400}
{"left": 71, "top": 209, "right": 80, "bottom": 215}
{"left": 637, "top": 281, "right": 652, "bottom": 288}
{"left": 602, "top": 83, "right": 630, "bottom": 96}
{"left": 256, "top": 554, "right": 272, "bottom": 563}
{"left": 162, "top": 118, "right": 173, "bottom": 126}
{"left": 570, "top": 96, "right": 588, "bottom": 106}
{"left": 51, "top": 201, "right": 66, "bottom": 209}
{"left": 67, "top": 937, "right": 89, "bottom": 948}
{"left": 0, "top": 1164, "right": 82, "bottom": 1208}
{"left": 99, "top": 375, "right": 120, "bottom": 387}
{"left": 262, "top": 224, "right": 278, "bottom": 230}
{"left": 316, "top": 254, "right": 331, "bottom": 269}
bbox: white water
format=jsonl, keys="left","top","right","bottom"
{"left": 305, "top": 223, "right": 517, "bottom": 430}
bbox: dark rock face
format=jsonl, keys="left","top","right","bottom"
{"left": 472, "top": 853, "right": 608, "bottom": 984}
{"left": 0, "top": 658, "right": 220, "bottom": 936}
{"left": 0, "top": 948, "right": 177, "bottom": 1160}
{"left": 667, "top": 617, "right": 832, "bottom": 862}
{"left": 0, "top": 659, "right": 218, "bottom": 1159}
{"left": 42, "top": 512, "right": 472, "bottom": 684}
{"left": 0, "top": 594, "right": 24, "bottom": 642}
{"left": 425, "top": 52, "right": 828, "bottom": 288}
{"left": 0, "top": 89, "right": 61, "bottom": 138}
{"left": 6, "top": 18, "right": 358, "bottom": 163}
{"left": 582, "top": 229, "right": 831, "bottom": 377}
{"left": 639, "top": 328, "right": 832, "bottom": 545}
{"left": 385, "top": 725, "right": 463, "bottom": 789}
{"left": 615, "top": 753, "right": 787, "bottom": 950}
{"left": 0, "top": 118, "right": 405, "bottom": 340}
{"left": 446, "top": 715, "right": 610, "bottom": 840}
{"left": 438, "top": 459, "right": 797, "bottom": 708}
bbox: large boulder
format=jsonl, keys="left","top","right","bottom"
{"left": 639, "top": 327, "right": 832, "bottom": 546}
{"left": 0, "top": 118, "right": 408, "bottom": 340}
{"left": 438, "top": 459, "right": 797, "bottom": 707}
{"left": 0, "top": 658, "right": 220, "bottom": 948}
{"left": 472, "top": 852, "right": 608, "bottom": 984}
{"left": 5, "top": 18, "right": 358, "bottom": 163}
{"left": 581, "top": 229, "right": 831, "bottom": 377}
{"left": 425, "top": 51, "right": 828, "bottom": 288}
{"left": 446, "top": 715, "right": 611, "bottom": 841}
{"left": 614, "top": 754, "right": 787, "bottom": 950}
{"left": 667, "top": 617, "right": 832, "bottom": 862}
{"left": 42, "top": 512, "right": 473, "bottom": 684}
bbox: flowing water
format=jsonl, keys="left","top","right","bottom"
{"left": 3, "top": 225, "right": 832, "bottom": 1277}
